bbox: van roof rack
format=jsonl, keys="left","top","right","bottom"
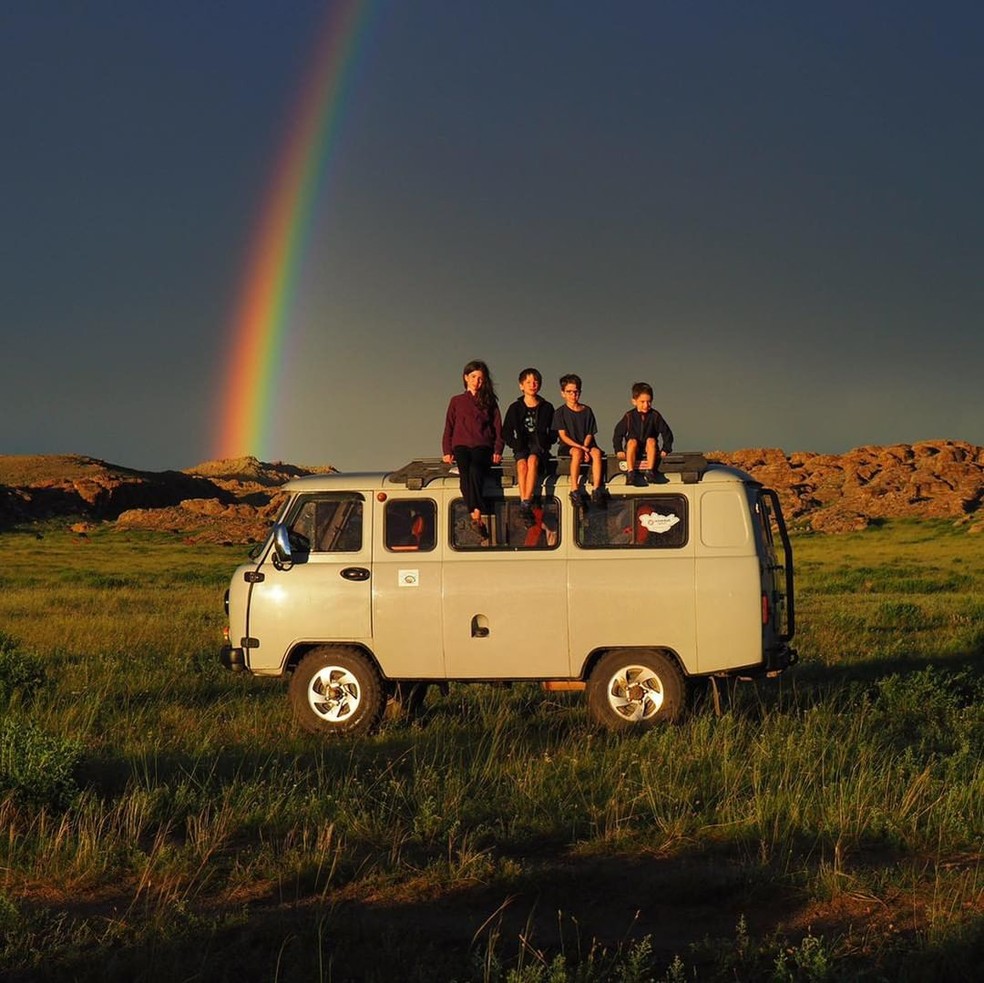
{"left": 388, "top": 453, "right": 709, "bottom": 490}
{"left": 605, "top": 451, "right": 709, "bottom": 483}
{"left": 386, "top": 459, "right": 518, "bottom": 490}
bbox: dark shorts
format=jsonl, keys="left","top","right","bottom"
{"left": 514, "top": 448, "right": 548, "bottom": 463}
{"left": 558, "top": 445, "right": 603, "bottom": 458}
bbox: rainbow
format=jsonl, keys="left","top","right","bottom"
{"left": 214, "top": 0, "right": 375, "bottom": 460}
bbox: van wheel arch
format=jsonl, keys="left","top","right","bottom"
{"left": 286, "top": 642, "right": 377, "bottom": 675}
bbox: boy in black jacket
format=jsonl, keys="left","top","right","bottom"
{"left": 612, "top": 382, "right": 673, "bottom": 486}
{"left": 502, "top": 367, "right": 555, "bottom": 519}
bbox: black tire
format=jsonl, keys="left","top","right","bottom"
{"left": 586, "top": 648, "right": 685, "bottom": 731}
{"left": 289, "top": 646, "right": 384, "bottom": 737}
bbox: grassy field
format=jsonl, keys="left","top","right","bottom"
{"left": 0, "top": 520, "right": 981, "bottom": 981}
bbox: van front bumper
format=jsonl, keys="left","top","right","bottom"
{"left": 220, "top": 646, "right": 246, "bottom": 672}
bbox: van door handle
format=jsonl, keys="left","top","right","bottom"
{"left": 340, "top": 567, "right": 370, "bottom": 582}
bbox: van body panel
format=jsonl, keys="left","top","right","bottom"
{"left": 698, "top": 489, "right": 753, "bottom": 552}
{"left": 370, "top": 553, "right": 445, "bottom": 677}
{"left": 367, "top": 494, "right": 445, "bottom": 677}
{"left": 442, "top": 553, "right": 569, "bottom": 677}
{"left": 567, "top": 552, "right": 697, "bottom": 673}
{"left": 694, "top": 555, "right": 762, "bottom": 671}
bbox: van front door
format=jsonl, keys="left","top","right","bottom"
{"left": 246, "top": 493, "right": 371, "bottom": 672}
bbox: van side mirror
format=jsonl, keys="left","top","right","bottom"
{"left": 272, "top": 523, "right": 293, "bottom": 569}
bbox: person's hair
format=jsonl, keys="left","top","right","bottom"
{"left": 631, "top": 381, "right": 654, "bottom": 399}
{"left": 518, "top": 367, "right": 542, "bottom": 385}
{"left": 559, "top": 373, "right": 582, "bottom": 391}
{"left": 462, "top": 359, "right": 498, "bottom": 410}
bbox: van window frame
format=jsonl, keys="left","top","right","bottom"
{"left": 284, "top": 492, "right": 365, "bottom": 554}
{"left": 575, "top": 493, "right": 689, "bottom": 550}
{"left": 449, "top": 497, "right": 562, "bottom": 552}
{"left": 383, "top": 498, "right": 438, "bottom": 553}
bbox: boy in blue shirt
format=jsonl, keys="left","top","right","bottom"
{"left": 553, "top": 373, "right": 606, "bottom": 507}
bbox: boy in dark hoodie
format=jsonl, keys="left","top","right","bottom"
{"left": 612, "top": 382, "right": 673, "bottom": 486}
{"left": 502, "top": 367, "right": 554, "bottom": 519}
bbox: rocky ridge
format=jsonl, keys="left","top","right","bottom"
{"left": 0, "top": 455, "right": 335, "bottom": 544}
{"left": 708, "top": 440, "right": 983, "bottom": 533}
{"left": 0, "top": 441, "right": 981, "bottom": 542}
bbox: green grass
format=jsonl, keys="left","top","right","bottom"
{"left": 0, "top": 520, "right": 980, "bottom": 981}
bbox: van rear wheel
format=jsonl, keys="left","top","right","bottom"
{"left": 587, "top": 649, "right": 685, "bottom": 731}
{"left": 289, "top": 646, "right": 384, "bottom": 736}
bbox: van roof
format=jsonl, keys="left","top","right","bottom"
{"left": 281, "top": 454, "right": 757, "bottom": 493}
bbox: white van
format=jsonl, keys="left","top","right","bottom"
{"left": 220, "top": 454, "right": 796, "bottom": 734}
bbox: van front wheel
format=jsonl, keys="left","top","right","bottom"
{"left": 289, "top": 647, "right": 383, "bottom": 736}
{"left": 587, "top": 649, "right": 685, "bottom": 731}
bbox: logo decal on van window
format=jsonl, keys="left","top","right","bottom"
{"left": 638, "top": 512, "right": 680, "bottom": 535}
{"left": 398, "top": 569, "right": 419, "bottom": 587}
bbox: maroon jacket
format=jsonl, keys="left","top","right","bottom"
{"left": 442, "top": 392, "right": 504, "bottom": 456}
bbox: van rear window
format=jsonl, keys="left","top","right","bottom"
{"left": 576, "top": 495, "right": 688, "bottom": 549}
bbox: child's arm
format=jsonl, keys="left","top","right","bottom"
{"left": 557, "top": 429, "right": 583, "bottom": 452}
{"left": 492, "top": 405, "right": 504, "bottom": 464}
{"left": 441, "top": 399, "right": 455, "bottom": 463}
{"left": 501, "top": 402, "right": 518, "bottom": 451}
{"left": 612, "top": 413, "right": 628, "bottom": 459}
{"left": 657, "top": 413, "right": 673, "bottom": 456}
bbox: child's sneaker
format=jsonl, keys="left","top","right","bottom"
{"left": 645, "top": 469, "right": 659, "bottom": 483}
{"left": 519, "top": 501, "right": 535, "bottom": 527}
{"left": 629, "top": 470, "right": 647, "bottom": 487}
{"left": 590, "top": 488, "right": 607, "bottom": 507}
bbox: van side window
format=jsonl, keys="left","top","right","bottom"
{"left": 385, "top": 500, "right": 436, "bottom": 552}
{"left": 287, "top": 494, "right": 364, "bottom": 553}
{"left": 576, "top": 495, "right": 688, "bottom": 549}
{"left": 450, "top": 499, "right": 561, "bottom": 551}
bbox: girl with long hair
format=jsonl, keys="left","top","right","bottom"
{"left": 441, "top": 360, "right": 503, "bottom": 535}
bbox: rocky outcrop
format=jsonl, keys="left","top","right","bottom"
{"left": 114, "top": 498, "right": 285, "bottom": 545}
{"left": 2, "top": 444, "right": 981, "bottom": 541}
{"left": 708, "top": 440, "right": 983, "bottom": 533}
{"left": 0, "top": 455, "right": 232, "bottom": 525}
{"left": 0, "top": 455, "right": 333, "bottom": 542}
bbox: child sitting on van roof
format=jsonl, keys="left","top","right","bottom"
{"left": 612, "top": 382, "right": 673, "bottom": 487}
{"left": 442, "top": 359, "right": 503, "bottom": 539}
{"left": 553, "top": 373, "right": 606, "bottom": 508}
{"left": 502, "top": 367, "right": 555, "bottom": 522}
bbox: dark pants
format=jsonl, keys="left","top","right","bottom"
{"left": 453, "top": 445, "right": 493, "bottom": 515}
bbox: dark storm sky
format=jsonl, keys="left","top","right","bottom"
{"left": 3, "top": 1, "right": 981, "bottom": 470}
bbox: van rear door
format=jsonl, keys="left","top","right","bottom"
{"left": 754, "top": 488, "right": 795, "bottom": 651}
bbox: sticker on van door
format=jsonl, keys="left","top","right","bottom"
{"left": 398, "top": 569, "right": 419, "bottom": 587}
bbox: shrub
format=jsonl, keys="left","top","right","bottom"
{"left": 0, "top": 717, "right": 82, "bottom": 809}
{"left": 0, "top": 632, "right": 46, "bottom": 704}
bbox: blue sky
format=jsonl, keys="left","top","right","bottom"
{"left": 3, "top": 1, "right": 982, "bottom": 471}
